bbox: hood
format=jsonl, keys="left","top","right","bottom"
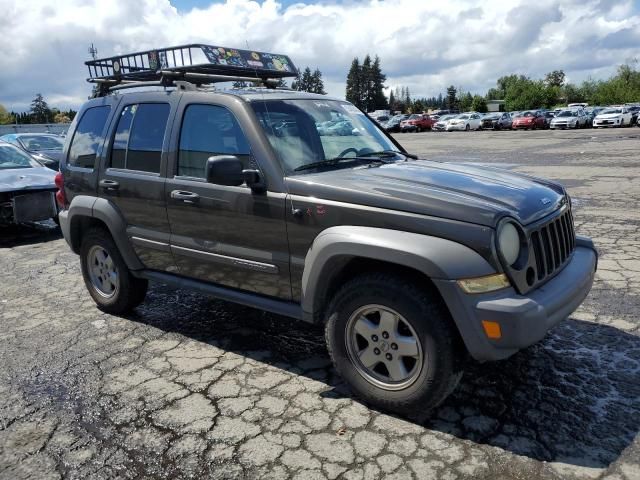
{"left": 286, "top": 160, "right": 566, "bottom": 227}
{"left": 513, "top": 116, "right": 534, "bottom": 123}
{"left": 0, "top": 166, "right": 56, "bottom": 193}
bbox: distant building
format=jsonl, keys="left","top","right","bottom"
{"left": 487, "top": 100, "right": 505, "bottom": 112}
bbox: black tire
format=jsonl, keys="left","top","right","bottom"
{"left": 80, "top": 227, "right": 148, "bottom": 314}
{"left": 325, "top": 273, "right": 465, "bottom": 414}
{"left": 465, "top": 124, "right": 470, "bottom": 131}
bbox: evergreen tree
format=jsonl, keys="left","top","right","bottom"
{"left": 361, "top": 55, "right": 373, "bottom": 111}
{"left": 345, "top": 58, "right": 362, "bottom": 108}
{"left": 388, "top": 90, "right": 396, "bottom": 111}
{"left": 232, "top": 81, "right": 249, "bottom": 88}
{"left": 446, "top": 85, "right": 457, "bottom": 110}
{"left": 311, "top": 68, "right": 326, "bottom": 94}
{"left": 30, "top": 93, "right": 51, "bottom": 123}
{"left": 404, "top": 87, "right": 411, "bottom": 110}
{"left": 370, "top": 56, "right": 388, "bottom": 110}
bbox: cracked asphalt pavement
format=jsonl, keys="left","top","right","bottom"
{"left": 1, "top": 128, "right": 639, "bottom": 479}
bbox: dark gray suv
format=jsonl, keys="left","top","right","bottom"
{"left": 56, "top": 45, "right": 597, "bottom": 414}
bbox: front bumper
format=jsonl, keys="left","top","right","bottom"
{"left": 445, "top": 124, "right": 466, "bottom": 131}
{"left": 434, "top": 238, "right": 597, "bottom": 362}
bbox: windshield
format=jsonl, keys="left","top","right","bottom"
{"left": 600, "top": 108, "right": 622, "bottom": 114}
{"left": 408, "top": 114, "right": 421, "bottom": 120}
{"left": 0, "top": 144, "right": 36, "bottom": 169}
{"left": 438, "top": 115, "right": 455, "bottom": 121}
{"left": 19, "top": 135, "right": 64, "bottom": 152}
{"left": 557, "top": 111, "right": 576, "bottom": 117}
{"left": 251, "top": 99, "right": 400, "bottom": 174}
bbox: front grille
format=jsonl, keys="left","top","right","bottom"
{"left": 529, "top": 208, "right": 576, "bottom": 282}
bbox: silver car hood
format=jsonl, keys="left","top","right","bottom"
{"left": 0, "top": 166, "right": 56, "bottom": 193}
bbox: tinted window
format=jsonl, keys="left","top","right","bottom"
{"left": 68, "top": 106, "right": 111, "bottom": 168}
{"left": 178, "top": 105, "right": 250, "bottom": 178}
{"left": 109, "top": 104, "right": 169, "bottom": 173}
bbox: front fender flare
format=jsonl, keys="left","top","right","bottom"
{"left": 301, "top": 226, "right": 496, "bottom": 318}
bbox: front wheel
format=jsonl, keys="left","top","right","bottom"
{"left": 465, "top": 124, "right": 470, "bottom": 131}
{"left": 80, "top": 228, "right": 148, "bottom": 314}
{"left": 325, "top": 273, "right": 464, "bottom": 414}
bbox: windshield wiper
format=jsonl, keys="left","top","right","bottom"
{"left": 360, "top": 150, "right": 418, "bottom": 159}
{"left": 294, "top": 156, "right": 390, "bottom": 172}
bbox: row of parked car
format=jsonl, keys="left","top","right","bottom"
{"left": 378, "top": 104, "right": 640, "bottom": 133}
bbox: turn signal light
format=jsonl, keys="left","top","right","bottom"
{"left": 482, "top": 320, "right": 502, "bottom": 339}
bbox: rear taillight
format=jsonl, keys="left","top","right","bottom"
{"left": 54, "top": 172, "right": 66, "bottom": 207}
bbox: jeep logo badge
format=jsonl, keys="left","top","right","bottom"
{"left": 540, "top": 197, "right": 551, "bottom": 205}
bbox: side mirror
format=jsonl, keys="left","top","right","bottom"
{"left": 243, "top": 169, "right": 266, "bottom": 193}
{"left": 206, "top": 155, "right": 244, "bottom": 186}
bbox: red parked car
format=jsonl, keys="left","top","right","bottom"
{"left": 400, "top": 114, "right": 435, "bottom": 132}
{"left": 511, "top": 111, "right": 546, "bottom": 130}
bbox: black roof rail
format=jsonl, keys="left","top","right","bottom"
{"left": 86, "top": 44, "right": 298, "bottom": 97}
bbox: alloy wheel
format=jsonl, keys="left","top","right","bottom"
{"left": 345, "top": 305, "right": 423, "bottom": 391}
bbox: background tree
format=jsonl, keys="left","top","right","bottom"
{"left": 0, "top": 105, "right": 15, "bottom": 124}
{"left": 310, "top": 68, "right": 326, "bottom": 94}
{"left": 232, "top": 81, "right": 249, "bottom": 88}
{"left": 345, "top": 55, "right": 388, "bottom": 111}
{"left": 446, "top": 85, "right": 457, "bottom": 110}
{"left": 30, "top": 93, "right": 52, "bottom": 123}
{"left": 471, "top": 95, "right": 488, "bottom": 113}
{"left": 544, "top": 70, "right": 566, "bottom": 88}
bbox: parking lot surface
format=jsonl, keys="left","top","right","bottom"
{"left": 1, "top": 128, "right": 639, "bottom": 480}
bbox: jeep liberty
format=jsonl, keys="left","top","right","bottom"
{"left": 57, "top": 45, "right": 597, "bottom": 413}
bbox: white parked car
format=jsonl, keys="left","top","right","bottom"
{"left": 445, "top": 113, "right": 482, "bottom": 131}
{"left": 432, "top": 114, "right": 457, "bottom": 131}
{"left": 592, "top": 107, "right": 633, "bottom": 128}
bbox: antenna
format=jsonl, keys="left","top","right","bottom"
{"left": 88, "top": 43, "right": 98, "bottom": 60}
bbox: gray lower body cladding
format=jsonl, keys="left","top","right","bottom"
{"left": 434, "top": 241, "right": 597, "bottom": 362}
{"left": 0, "top": 190, "right": 57, "bottom": 225}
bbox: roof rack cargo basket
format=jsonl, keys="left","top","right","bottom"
{"left": 86, "top": 44, "right": 298, "bottom": 95}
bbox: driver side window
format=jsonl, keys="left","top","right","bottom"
{"left": 177, "top": 104, "right": 251, "bottom": 179}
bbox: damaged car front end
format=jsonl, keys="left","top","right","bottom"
{"left": 0, "top": 142, "right": 58, "bottom": 225}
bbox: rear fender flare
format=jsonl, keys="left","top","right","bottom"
{"left": 67, "top": 196, "right": 143, "bottom": 270}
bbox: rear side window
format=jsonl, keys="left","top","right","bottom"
{"left": 110, "top": 103, "right": 170, "bottom": 173}
{"left": 178, "top": 104, "right": 250, "bottom": 178}
{"left": 68, "top": 106, "right": 111, "bottom": 168}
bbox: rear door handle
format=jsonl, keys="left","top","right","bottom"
{"left": 99, "top": 179, "right": 119, "bottom": 191}
{"left": 171, "top": 190, "right": 200, "bottom": 203}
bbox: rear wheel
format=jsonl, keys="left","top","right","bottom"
{"left": 325, "top": 273, "right": 464, "bottom": 414}
{"left": 80, "top": 228, "right": 148, "bottom": 314}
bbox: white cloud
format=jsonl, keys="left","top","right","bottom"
{"left": 0, "top": 0, "right": 638, "bottom": 111}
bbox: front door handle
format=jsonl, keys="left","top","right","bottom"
{"left": 99, "top": 179, "right": 120, "bottom": 191}
{"left": 171, "top": 190, "right": 200, "bottom": 203}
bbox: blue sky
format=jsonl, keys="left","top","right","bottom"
{"left": 0, "top": 0, "right": 639, "bottom": 111}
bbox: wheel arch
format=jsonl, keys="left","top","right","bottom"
{"left": 301, "top": 226, "right": 496, "bottom": 323}
{"left": 66, "top": 196, "right": 143, "bottom": 270}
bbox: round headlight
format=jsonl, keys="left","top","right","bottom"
{"left": 498, "top": 222, "right": 520, "bottom": 266}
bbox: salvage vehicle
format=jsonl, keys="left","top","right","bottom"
{"left": 432, "top": 114, "right": 456, "bottom": 131}
{"left": 445, "top": 112, "right": 482, "bottom": 131}
{"left": 549, "top": 110, "right": 584, "bottom": 129}
{"left": 400, "top": 114, "right": 434, "bottom": 132}
{"left": 512, "top": 111, "right": 546, "bottom": 130}
{"left": 592, "top": 106, "right": 633, "bottom": 128}
{"left": 0, "top": 141, "right": 58, "bottom": 225}
{"left": 480, "top": 113, "right": 512, "bottom": 130}
{"left": 57, "top": 44, "right": 597, "bottom": 414}
{"left": 0, "top": 133, "right": 64, "bottom": 171}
